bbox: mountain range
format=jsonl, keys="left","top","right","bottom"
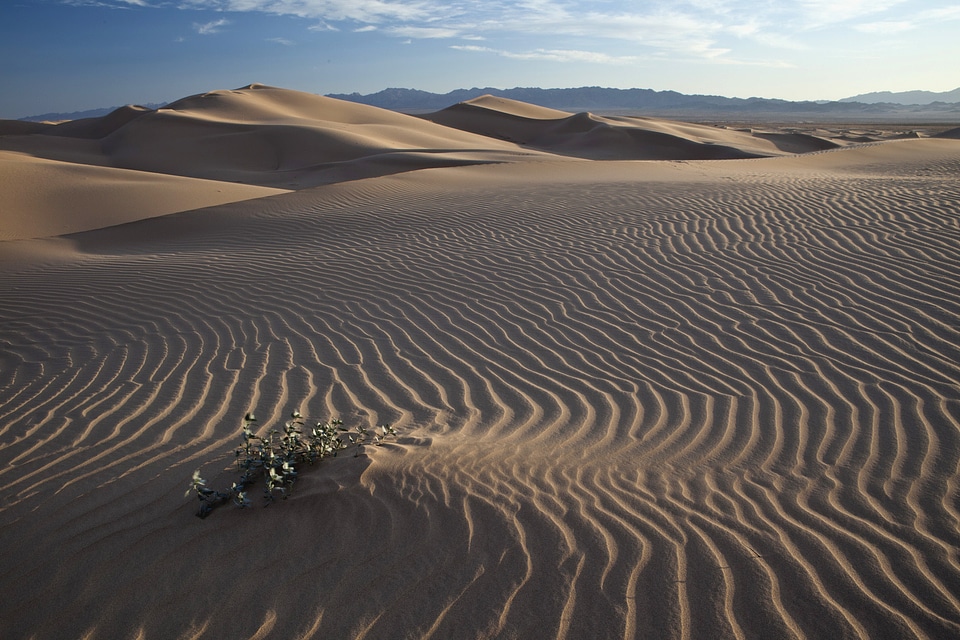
{"left": 327, "top": 87, "right": 960, "bottom": 120}
{"left": 15, "top": 87, "right": 960, "bottom": 123}
{"left": 19, "top": 103, "right": 167, "bottom": 123}
{"left": 839, "top": 87, "right": 960, "bottom": 105}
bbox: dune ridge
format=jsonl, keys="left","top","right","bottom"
{"left": 2, "top": 84, "right": 937, "bottom": 241}
{"left": 0, "top": 84, "right": 547, "bottom": 189}
{"left": 1, "top": 85, "right": 567, "bottom": 240}
{"left": 1, "top": 86, "right": 960, "bottom": 639}
{"left": 0, "top": 150, "right": 288, "bottom": 240}
{"left": 422, "top": 94, "right": 849, "bottom": 159}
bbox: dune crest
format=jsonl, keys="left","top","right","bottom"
{"left": 1, "top": 84, "right": 545, "bottom": 191}
{"left": 3, "top": 84, "right": 944, "bottom": 241}
{"left": 0, "top": 85, "right": 551, "bottom": 239}
{"left": 422, "top": 94, "right": 845, "bottom": 159}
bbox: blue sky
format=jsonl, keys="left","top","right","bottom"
{"left": 2, "top": 0, "right": 959, "bottom": 118}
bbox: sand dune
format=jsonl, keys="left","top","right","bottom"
{"left": 0, "top": 84, "right": 926, "bottom": 241}
{"left": 2, "top": 86, "right": 960, "bottom": 639}
{"left": 0, "top": 85, "right": 555, "bottom": 239}
{"left": 0, "top": 150, "right": 288, "bottom": 240}
{"left": 422, "top": 94, "right": 842, "bottom": 159}
{"left": 0, "top": 85, "right": 548, "bottom": 192}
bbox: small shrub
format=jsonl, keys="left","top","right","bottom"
{"left": 187, "top": 410, "right": 397, "bottom": 518}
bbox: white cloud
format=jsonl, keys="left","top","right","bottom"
{"left": 387, "top": 26, "right": 461, "bottom": 39}
{"left": 706, "top": 56, "right": 795, "bottom": 69}
{"left": 727, "top": 20, "right": 759, "bottom": 38}
{"left": 731, "top": 24, "right": 808, "bottom": 51}
{"left": 194, "top": 18, "right": 229, "bottom": 34}
{"left": 267, "top": 36, "right": 295, "bottom": 45}
{"left": 852, "top": 4, "right": 960, "bottom": 35}
{"left": 795, "top": 0, "right": 908, "bottom": 28}
{"left": 854, "top": 20, "right": 915, "bottom": 34}
{"left": 71, "top": 0, "right": 954, "bottom": 68}
{"left": 169, "top": 1, "right": 731, "bottom": 57}
{"left": 919, "top": 5, "right": 960, "bottom": 21}
{"left": 56, "top": 1, "right": 781, "bottom": 61}
{"left": 308, "top": 21, "right": 339, "bottom": 32}
{"left": 513, "top": 49, "right": 640, "bottom": 64}
{"left": 190, "top": 0, "right": 442, "bottom": 24}
{"left": 452, "top": 44, "right": 491, "bottom": 53}
{"left": 62, "top": 0, "right": 148, "bottom": 6}
{"left": 451, "top": 45, "right": 639, "bottom": 65}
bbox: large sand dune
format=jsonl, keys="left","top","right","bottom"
{"left": 422, "top": 94, "right": 843, "bottom": 159}
{"left": 2, "top": 85, "right": 959, "bottom": 639}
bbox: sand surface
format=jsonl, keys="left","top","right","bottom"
{"left": 2, "top": 85, "right": 960, "bottom": 639}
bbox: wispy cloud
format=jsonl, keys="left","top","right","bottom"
{"left": 308, "top": 21, "right": 339, "bottom": 32}
{"left": 188, "top": 0, "right": 441, "bottom": 24}
{"left": 387, "top": 26, "right": 461, "bottom": 39}
{"left": 63, "top": 0, "right": 150, "bottom": 7}
{"left": 729, "top": 23, "right": 808, "bottom": 51}
{"left": 920, "top": 5, "right": 960, "bottom": 21}
{"left": 194, "top": 18, "right": 228, "bottom": 35}
{"left": 452, "top": 45, "right": 639, "bottom": 65}
{"left": 452, "top": 42, "right": 794, "bottom": 69}
{"left": 705, "top": 56, "right": 795, "bottom": 69}
{"left": 795, "top": 0, "right": 908, "bottom": 28}
{"left": 69, "top": 0, "right": 946, "bottom": 65}
{"left": 854, "top": 20, "right": 914, "bottom": 34}
{"left": 267, "top": 36, "right": 295, "bottom": 45}
{"left": 853, "top": 4, "right": 960, "bottom": 35}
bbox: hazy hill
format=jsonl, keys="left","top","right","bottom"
{"left": 328, "top": 87, "right": 960, "bottom": 121}
{"left": 329, "top": 86, "right": 823, "bottom": 113}
{"left": 329, "top": 87, "right": 758, "bottom": 111}
{"left": 16, "top": 87, "right": 960, "bottom": 123}
{"left": 20, "top": 103, "right": 166, "bottom": 123}
{"left": 840, "top": 88, "right": 960, "bottom": 105}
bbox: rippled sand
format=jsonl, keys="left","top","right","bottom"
{"left": 2, "top": 86, "right": 959, "bottom": 639}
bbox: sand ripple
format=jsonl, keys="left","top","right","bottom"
{"left": 2, "top": 144, "right": 960, "bottom": 638}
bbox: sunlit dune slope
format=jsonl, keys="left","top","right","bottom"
{"left": 0, "top": 84, "right": 546, "bottom": 190}
{"left": 0, "top": 151, "right": 287, "bottom": 240}
{"left": 1, "top": 83, "right": 950, "bottom": 242}
{"left": 422, "top": 94, "right": 843, "bottom": 159}
{"left": 0, "top": 84, "right": 556, "bottom": 239}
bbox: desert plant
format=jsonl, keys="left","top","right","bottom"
{"left": 187, "top": 410, "right": 397, "bottom": 518}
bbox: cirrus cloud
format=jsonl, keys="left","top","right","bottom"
{"left": 194, "top": 18, "right": 229, "bottom": 34}
{"left": 61, "top": 0, "right": 956, "bottom": 66}
{"left": 451, "top": 45, "right": 640, "bottom": 64}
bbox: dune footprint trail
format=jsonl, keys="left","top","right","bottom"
{"left": 2, "top": 143, "right": 960, "bottom": 639}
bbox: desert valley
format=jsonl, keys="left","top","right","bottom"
{"left": 1, "top": 83, "right": 959, "bottom": 638}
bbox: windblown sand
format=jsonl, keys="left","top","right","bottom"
{"left": 2, "top": 85, "right": 959, "bottom": 639}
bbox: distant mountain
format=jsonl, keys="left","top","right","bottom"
{"left": 20, "top": 103, "right": 166, "bottom": 123}
{"left": 328, "top": 86, "right": 808, "bottom": 112}
{"left": 327, "top": 86, "right": 960, "bottom": 120}
{"left": 839, "top": 88, "right": 960, "bottom": 105}
{"left": 16, "top": 87, "right": 960, "bottom": 123}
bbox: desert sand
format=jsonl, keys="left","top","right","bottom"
{"left": 1, "top": 84, "right": 959, "bottom": 639}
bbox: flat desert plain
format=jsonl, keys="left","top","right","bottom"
{"left": 2, "top": 84, "right": 960, "bottom": 639}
